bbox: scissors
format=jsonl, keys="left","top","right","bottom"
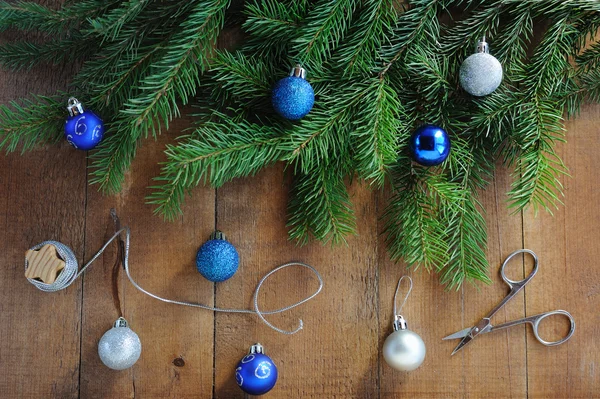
{"left": 443, "top": 249, "right": 576, "bottom": 355}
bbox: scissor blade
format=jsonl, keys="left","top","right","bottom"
{"left": 451, "top": 333, "right": 475, "bottom": 356}
{"left": 443, "top": 327, "right": 472, "bottom": 340}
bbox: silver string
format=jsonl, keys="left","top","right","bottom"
{"left": 26, "top": 227, "right": 323, "bottom": 334}
{"left": 393, "top": 275, "right": 413, "bottom": 316}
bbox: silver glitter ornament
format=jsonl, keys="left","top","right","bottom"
{"left": 98, "top": 317, "right": 142, "bottom": 370}
{"left": 382, "top": 276, "right": 426, "bottom": 371}
{"left": 459, "top": 37, "right": 503, "bottom": 97}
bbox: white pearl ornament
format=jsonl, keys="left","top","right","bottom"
{"left": 383, "top": 315, "right": 426, "bottom": 371}
{"left": 383, "top": 276, "right": 426, "bottom": 371}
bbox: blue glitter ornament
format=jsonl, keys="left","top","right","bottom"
{"left": 235, "top": 343, "right": 278, "bottom": 396}
{"left": 64, "top": 97, "right": 104, "bottom": 150}
{"left": 409, "top": 124, "right": 451, "bottom": 166}
{"left": 272, "top": 65, "right": 314, "bottom": 120}
{"left": 196, "top": 231, "right": 239, "bottom": 282}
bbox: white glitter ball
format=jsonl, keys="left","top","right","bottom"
{"left": 459, "top": 52, "right": 503, "bottom": 97}
{"left": 98, "top": 325, "right": 142, "bottom": 370}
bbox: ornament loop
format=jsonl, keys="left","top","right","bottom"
{"left": 393, "top": 275, "right": 413, "bottom": 320}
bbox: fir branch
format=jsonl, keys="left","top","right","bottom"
{"left": 210, "top": 51, "right": 274, "bottom": 106}
{"left": 384, "top": 162, "right": 450, "bottom": 272}
{"left": 89, "top": 127, "right": 138, "bottom": 193}
{"left": 507, "top": 15, "right": 576, "bottom": 212}
{"left": 88, "top": 0, "right": 151, "bottom": 41}
{"left": 148, "top": 118, "right": 286, "bottom": 219}
{"left": 0, "top": 32, "right": 95, "bottom": 70}
{"left": 0, "top": 95, "right": 64, "bottom": 152}
{"left": 92, "top": 0, "right": 230, "bottom": 192}
{"left": 334, "top": 0, "right": 396, "bottom": 75}
{"left": 243, "top": 0, "right": 308, "bottom": 58}
{"left": 0, "top": 0, "right": 116, "bottom": 34}
{"left": 379, "top": 0, "right": 442, "bottom": 77}
{"left": 280, "top": 83, "right": 363, "bottom": 174}
{"left": 293, "top": 0, "right": 358, "bottom": 66}
{"left": 442, "top": 188, "right": 490, "bottom": 288}
{"left": 351, "top": 77, "right": 402, "bottom": 186}
{"left": 287, "top": 162, "right": 356, "bottom": 245}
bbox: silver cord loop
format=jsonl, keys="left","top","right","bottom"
{"left": 393, "top": 275, "right": 413, "bottom": 317}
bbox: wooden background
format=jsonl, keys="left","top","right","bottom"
{"left": 1, "top": 14, "right": 600, "bottom": 399}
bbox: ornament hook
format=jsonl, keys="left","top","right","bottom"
{"left": 393, "top": 275, "right": 412, "bottom": 330}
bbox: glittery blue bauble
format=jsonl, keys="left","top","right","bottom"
{"left": 64, "top": 110, "right": 104, "bottom": 150}
{"left": 196, "top": 238, "right": 239, "bottom": 282}
{"left": 272, "top": 76, "right": 314, "bottom": 120}
{"left": 235, "top": 353, "right": 278, "bottom": 396}
{"left": 409, "top": 125, "right": 451, "bottom": 166}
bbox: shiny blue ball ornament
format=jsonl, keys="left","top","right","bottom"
{"left": 272, "top": 65, "right": 314, "bottom": 120}
{"left": 196, "top": 231, "right": 239, "bottom": 282}
{"left": 409, "top": 124, "right": 451, "bottom": 166}
{"left": 64, "top": 97, "right": 104, "bottom": 150}
{"left": 235, "top": 343, "right": 278, "bottom": 396}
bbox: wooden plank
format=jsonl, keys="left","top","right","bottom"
{"left": 524, "top": 103, "right": 600, "bottom": 398}
{"left": 213, "top": 165, "right": 380, "bottom": 398}
{"left": 0, "top": 69, "right": 86, "bottom": 397}
{"left": 79, "top": 121, "right": 216, "bottom": 397}
{"left": 378, "top": 161, "right": 526, "bottom": 398}
{"left": 461, "top": 165, "right": 527, "bottom": 399}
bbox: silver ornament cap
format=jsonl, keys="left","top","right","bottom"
{"left": 383, "top": 315, "right": 426, "bottom": 371}
{"left": 67, "top": 97, "right": 84, "bottom": 117}
{"left": 98, "top": 317, "right": 142, "bottom": 370}
{"left": 459, "top": 37, "right": 503, "bottom": 97}
{"left": 289, "top": 64, "right": 307, "bottom": 79}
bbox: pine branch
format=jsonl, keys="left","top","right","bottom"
{"left": 507, "top": 15, "right": 576, "bottom": 212}
{"left": 287, "top": 162, "right": 356, "bottom": 245}
{"left": 351, "top": 77, "right": 402, "bottom": 186}
{"left": 0, "top": 95, "right": 65, "bottom": 152}
{"left": 384, "top": 162, "right": 451, "bottom": 272}
{"left": 0, "top": 0, "right": 116, "bottom": 34}
{"left": 379, "top": 0, "right": 442, "bottom": 77}
{"left": 148, "top": 117, "right": 286, "bottom": 219}
{"left": 334, "top": 0, "right": 396, "bottom": 75}
{"left": 442, "top": 188, "right": 490, "bottom": 288}
{"left": 243, "top": 0, "right": 308, "bottom": 58}
{"left": 91, "top": 0, "right": 230, "bottom": 192}
{"left": 293, "top": 0, "right": 358, "bottom": 66}
{"left": 88, "top": 0, "right": 151, "bottom": 41}
{"left": 0, "top": 32, "right": 95, "bottom": 70}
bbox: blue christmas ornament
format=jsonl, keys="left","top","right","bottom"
{"left": 196, "top": 231, "right": 239, "bottom": 282}
{"left": 235, "top": 343, "right": 278, "bottom": 396}
{"left": 64, "top": 97, "right": 104, "bottom": 150}
{"left": 409, "top": 124, "right": 451, "bottom": 166}
{"left": 272, "top": 65, "right": 314, "bottom": 120}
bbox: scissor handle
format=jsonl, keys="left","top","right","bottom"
{"left": 491, "top": 310, "right": 576, "bottom": 346}
{"left": 500, "top": 249, "right": 539, "bottom": 289}
{"left": 530, "top": 310, "right": 576, "bottom": 346}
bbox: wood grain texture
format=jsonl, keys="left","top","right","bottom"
{"left": 79, "top": 123, "right": 215, "bottom": 398}
{"left": 0, "top": 18, "right": 85, "bottom": 397}
{"left": 523, "top": 102, "right": 600, "bottom": 399}
{"left": 214, "top": 166, "right": 380, "bottom": 398}
{"left": 1, "top": 20, "right": 600, "bottom": 399}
